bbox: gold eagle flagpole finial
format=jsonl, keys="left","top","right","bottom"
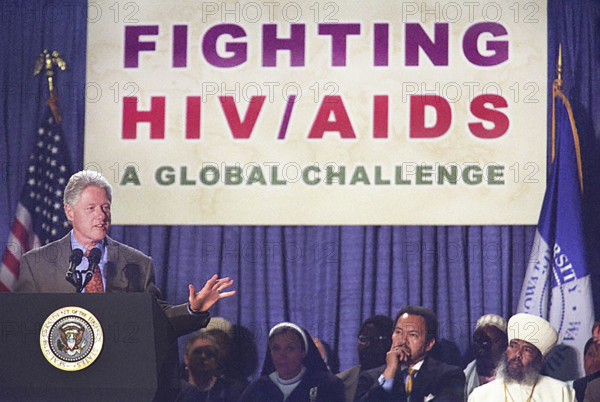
{"left": 34, "top": 50, "right": 67, "bottom": 123}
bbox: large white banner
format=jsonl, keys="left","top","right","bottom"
{"left": 85, "top": 0, "right": 547, "bottom": 225}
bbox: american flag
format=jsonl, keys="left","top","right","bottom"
{"left": 0, "top": 104, "right": 73, "bottom": 292}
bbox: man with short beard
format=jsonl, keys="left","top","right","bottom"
{"left": 464, "top": 314, "right": 508, "bottom": 398}
{"left": 468, "top": 313, "right": 575, "bottom": 402}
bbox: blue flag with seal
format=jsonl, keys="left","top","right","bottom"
{"left": 516, "top": 53, "right": 594, "bottom": 379}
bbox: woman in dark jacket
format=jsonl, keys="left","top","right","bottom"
{"left": 176, "top": 332, "right": 245, "bottom": 402}
{"left": 239, "top": 322, "right": 344, "bottom": 402}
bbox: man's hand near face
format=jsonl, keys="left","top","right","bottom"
{"left": 383, "top": 344, "right": 410, "bottom": 379}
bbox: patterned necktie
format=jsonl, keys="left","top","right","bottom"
{"left": 405, "top": 368, "right": 415, "bottom": 395}
{"left": 84, "top": 250, "right": 104, "bottom": 293}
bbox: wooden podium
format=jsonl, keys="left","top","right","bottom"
{"left": 0, "top": 293, "right": 179, "bottom": 401}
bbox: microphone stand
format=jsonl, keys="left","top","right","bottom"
{"left": 74, "top": 270, "right": 86, "bottom": 293}
{"left": 66, "top": 249, "right": 84, "bottom": 292}
{"left": 65, "top": 248, "right": 101, "bottom": 292}
{"left": 81, "top": 248, "right": 102, "bottom": 290}
{"left": 81, "top": 266, "right": 94, "bottom": 290}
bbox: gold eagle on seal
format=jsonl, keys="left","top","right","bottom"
{"left": 57, "top": 322, "right": 87, "bottom": 356}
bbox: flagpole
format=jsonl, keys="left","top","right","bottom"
{"left": 552, "top": 44, "right": 562, "bottom": 163}
{"left": 556, "top": 44, "right": 562, "bottom": 88}
{"left": 551, "top": 44, "right": 584, "bottom": 192}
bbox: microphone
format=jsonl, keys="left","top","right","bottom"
{"left": 66, "top": 249, "right": 84, "bottom": 289}
{"left": 82, "top": 248, "right": 102, "bottom": 289}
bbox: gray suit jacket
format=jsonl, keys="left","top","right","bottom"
{"left": 16, "top": 234, "right": 209, "bottom": 336}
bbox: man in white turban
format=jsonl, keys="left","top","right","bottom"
{"left": 468, "top": 313, "right": 575, "bottom": 402}
{"left": 464, "top": 314, "right": 508, "bottom": 398}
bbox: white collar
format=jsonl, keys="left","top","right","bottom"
{"left": 402, "top": 358, "right": 425, "bottom": 372}
{"left": 270, "top": 366, "right": 307, "bottom": 386}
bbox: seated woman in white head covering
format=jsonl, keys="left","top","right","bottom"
{"left": 468, "top": 313, "right": 575, "bottom": 402}
{"left": 239, "top": 322, "right": 345, "bottom": 402}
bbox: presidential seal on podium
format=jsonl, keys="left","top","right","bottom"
{"left": 40, "top": 306, "right": 103, "bottom": 371}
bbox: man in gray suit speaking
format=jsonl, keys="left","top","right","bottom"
{"left": 16, "top": 170, "right": 235, "bottom": 337}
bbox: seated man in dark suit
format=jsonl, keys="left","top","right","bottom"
{"left": 16, "top": 170, "right": 235, "bottom": 337}
{"left": 337, "top": 314, "right": 394, "bottom": 401}
{"left": 356, "top": 305, "right": 465, "bottom": 401}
